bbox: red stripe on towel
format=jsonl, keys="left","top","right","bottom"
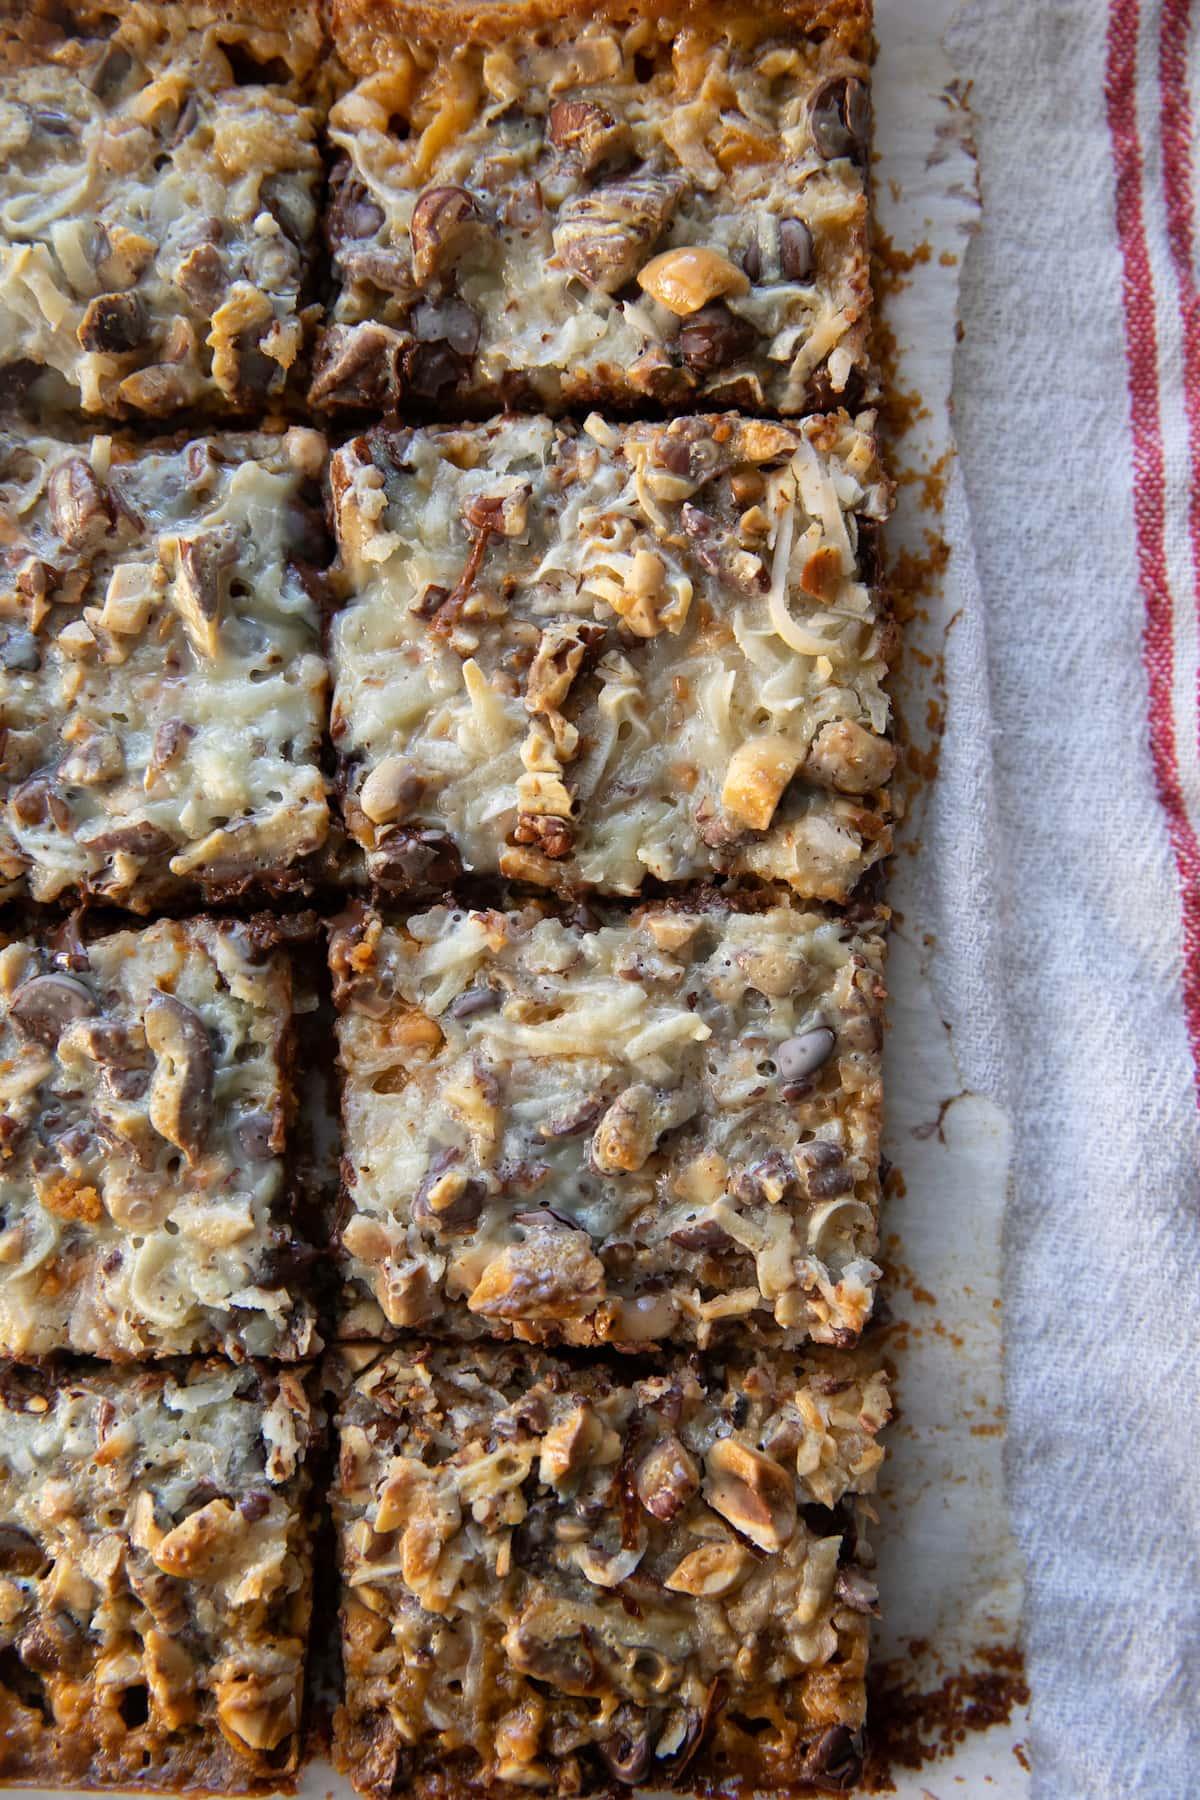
{"left": 1107, "top": 0, "right": 1200, "bottom": 1097}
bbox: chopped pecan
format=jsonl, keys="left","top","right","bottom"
{"left": 410, "top": 186, "right": 482, "bottom": 285}
{"left": 174, "top": 528, "right": 237, "bottom": 659}
{"left": 309, "top": 323, "right": 405, "bottom": 408}
{"left": 145, "top": 993, "right": 214, "bottom": 1164}
{"left": 704, "top": 1439, "right": 797, "bottom": 1551}
{"left": 468, "top": 1215, "right": 604, "bottom": 1322}
{"left": 591, "top": 1084, "right": 696, "bottom": 1174}
{"left": 47, "top": 457, "right": 113, "bottom": 550}
{"left": 512, "top": 812, "right": 574, "bottom": 860}
{"left": 525, "top": 620, "right": 606, "bottom": 715}
{"left": 553, "top": 173, "right": 684, "bottom": 293}
{"left": 547, "top": 99, "right": 630, "bottom": 172}
{"left": 805, "top": 719, "right": 896, "bottom": 795}
{"left": 635, "top": 1434, "right": 699, "bottom": 1522}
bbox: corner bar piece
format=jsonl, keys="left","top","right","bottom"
{"left": 0, "top": 425, "right": 329, "bottom": 909}
{"left": 0, "top": 0, "right": 324, "bottom": 418}
{"left": 0, "top": 914, "right": 318, "bottom": 1360}
{"left": 332, "top": 1339, "right": 889, "bottom": 1799}
{"left": 330, "top": 892, "right": 884, "bottom": 1348}
{"left": 330, "top": 410, "right": 892, "bottom": 901}
{"left": 316, "top": 0, "right": 873, "bottom": 415}
{"left": 0, "top": 1358, "right": 318, "bottom": 1793}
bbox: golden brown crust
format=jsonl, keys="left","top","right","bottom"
{"left": 331, "top": 0, "right": 870, "bottom": 64}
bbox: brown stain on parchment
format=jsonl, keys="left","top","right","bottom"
{"left": 863, "top": 1645, "right": 1030, "bottom": 1790}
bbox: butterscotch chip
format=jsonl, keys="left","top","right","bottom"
{"left": 331, "top": 1340, "right": 889, "bottom": 1799}
{"left": 329, "top": 410, "right": 892, "bottom": 901}
{"left": 0, "top": 1359, "right": 317, "bottom": 1792}
{"left": 330, "top": 892, "right": 885, "bottom": 1349}
{"left": 314, "top": 0, "right": 873, "bottom": 415}
{"left": 0, "top": 1, "right": 323, "bottom": 418}
{"left": 0, "top": 915, "right": 317, "bottom": 1360}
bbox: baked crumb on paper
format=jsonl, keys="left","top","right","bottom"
{"left": 868, "top": 0, "right": 1029, "bottom": 1793}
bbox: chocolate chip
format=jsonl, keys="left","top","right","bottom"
{"left": 0, "top": 1524, "right": 48, "bottom": 1578}
{"left": 669, "top": 1218, "right": 734, "bottom": 1252}
{"left": 596, "top": 1727, "right": 652, "bottom": 1785}
{"left": 800, "top": 1724, "right": 861, "bottom": 1787}
{"left": 811, "top": 77, "right": 871, "bottom": 163}
{"left": 678, "top": 303, "right": 757, "bottom": 374}
{"left": 326, "top": 156, "right": 385, "bottom": 249}
{"left": 446, "top": 983, "right": 500, "bottom": 1020}
{"left": 0, "top": 629, "right": 39, "bottom": 672}
{"left": 779, "top": 217, "right": 814, "bottom": 281}
{"left": 239, "top": 1490, "right": 271, "bottom": 1522}
{"left": 402, "top": 339, "right": 469, "bottom": 401}
{"left": 374, "top": 825, "right": 463, "bottom": 891}
{"left": 411, "top": 297, "right": 480, "bottom": 357}
{"left": 776, "top": 1027, "right": 836, "bottom": 1082}
{"left": 76, "top": 291, "right": 145, "bottom": 354}
{"left": 834, "top": 1567, "right": 879, "bottom": 1613}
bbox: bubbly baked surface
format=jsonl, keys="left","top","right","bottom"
{"left": 0, "top": 915, "right": 317, "bottom": 1360}
{"left": 330, "top": 895, "right": 884, "bottom": 1348}
{"left": 0, "top": 425, "right": 329, "bottom": 909}
{"left": 330, "top": 411, "right": 891, "bottom": 901}
{"left": 332, "top": 1338, "right": 888, "bottom": 1799}
{"left": 0, "top": 1358, "right": 317, "bottom": 1792}
{"left": 0, "top": 0, "right": 323, "bottom": 418}
{"left": 314, "top": 0, "right": 872, "bottom": 415}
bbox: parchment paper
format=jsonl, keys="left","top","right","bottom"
{"left": 865, "top": 0, "right": 1029, "bottom": 1791}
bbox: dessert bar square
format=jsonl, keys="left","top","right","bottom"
{"left": 315, "top": 0, "right": 872, "bottom": 416}
{"left": 331, "top": 1339, "right": 888, "bottom": 1799}
{"left": 0, "top": 913, "right": 318, "bottom": 1360}
{"left": 0, "top": 1358, "right": 317, "bottom": 1792}
{"left": 330, "top": 411, "right": 892, "bottom": 901}
{"left": 0, "top": 424, "right": 330, "bottom": 909}
{"left": 330, "top": 893, "right": 885, "bottom": 1348}
{"left": 0, "top": 0, "right": 324, "bottom": 419}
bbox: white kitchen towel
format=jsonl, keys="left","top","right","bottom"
{"left": 935, "top": 1, "right": 1200, "bottom": 1793}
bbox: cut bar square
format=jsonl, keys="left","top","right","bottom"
{"left": 314, "top": 0, "right": 872, "bottom": 416}
{"left": 329, "top": 410, "right": 892, "bottom": 901}
{"left": 330, "top": 892, "right": 885, "bottom": 1349}
{"left": 0, "top": 914, "right": 318, "bottom": 1360}
{"left": 331, "top": 1339, "right": 889, "bottom": 1799}
{"left": 0, "top": 425, "right": 329, "bottom": 910}
{"left": 0, "top": 1358, "right": 318, "bottom": 1792}
{"left": 0, "top": 0, "right": 324, "bottom": 420}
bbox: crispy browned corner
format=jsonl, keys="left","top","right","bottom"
{"left": 0, "top": 1359, "right": 320, "bottom": 1792}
